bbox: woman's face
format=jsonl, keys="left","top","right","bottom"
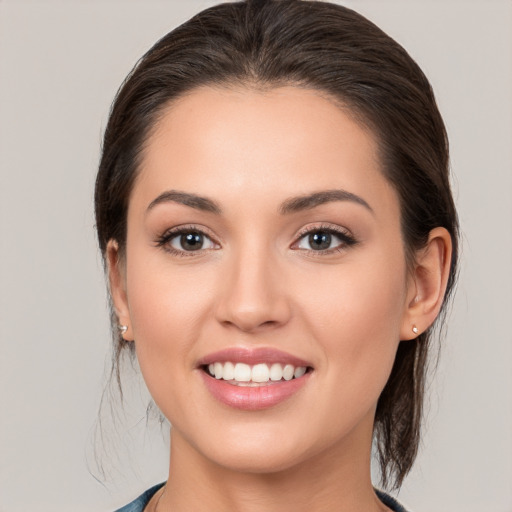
{"left": 114, "top": 86, "right": 416, "bottom": 473}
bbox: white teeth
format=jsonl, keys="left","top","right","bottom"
{"left": 251, "top": 363, "right": 270, "bottom": 383}
{"left": 206, "top": 362, "right": 308, "bottom": 383}
{"left": 282, "top": 364, "right": 294, "bottom": 381}
{"left": 223, "top": 361, "right": 235, "bottom": 380}
{"left": 294, "top": 366, "right": 307, "bottom": 378}
{"left": 214, "top": 362, "right": 223, "bottom": 380}
{"left": 269, "top": 363, "right": 283, "bottom": 381}
{"left": 234, "top": 363, "right": 251, "bottom": 382}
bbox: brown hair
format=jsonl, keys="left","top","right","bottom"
{"left": 95, "top": 0, "right": 459, "bottom": 489}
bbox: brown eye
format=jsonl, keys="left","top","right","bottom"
{"left": 294, "top": 226, "right": 357, "bottom": 253}
{"left": 169, "top": 231, "right": 216, "bottom": 252}
{"left": 308, "top": 231, "right": 332, "bottom": 250}
{"left": 297, "top": 230, "right": 340, "bottom": 251}
{"left": 179, "top": 232, "right": 203, "bottom": 251}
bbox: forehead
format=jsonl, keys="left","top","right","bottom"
{"left": 133, "top": 85, "right": 397, "bottom": 218}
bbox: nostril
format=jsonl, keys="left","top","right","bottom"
{"left": 220, "top": 316, "right": 279, "bottom": 333}
{"left": 214, "top": 270, "right": 292, "bottom": 331}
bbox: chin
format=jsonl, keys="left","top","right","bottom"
{"left": 185, "top": 416, "right": 334, "bottom": 476}
{"left": 207, "top": 444, "right": 309, "bottom": 475}
{"left": 170, "top": 415, "right": 305, "bottom": 474}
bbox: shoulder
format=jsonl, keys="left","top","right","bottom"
{"left": 375, "top": 489, "right": 410, "bottom": 512}
{"left": 113, "top": 483, "right": 165, "bottom": 512}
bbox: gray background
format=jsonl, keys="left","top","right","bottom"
{"left": 0, "top": 1, "right": 511, "bottom": 511}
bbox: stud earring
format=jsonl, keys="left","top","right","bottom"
{"left": 412, "top": 325, "right": 419, "bottom": 335}
{"left": 118, "top": 325, "right": 128, "bottom": 335}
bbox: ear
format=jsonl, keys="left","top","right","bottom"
{"left": 106, "top": 240, "right": 133, "bottom": 341}
{"left": 400, "top": 227, "right": 453, "bottom": 340}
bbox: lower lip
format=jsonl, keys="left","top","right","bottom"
{"left": 200, "top": 371, "right": 311, "bottom": 411}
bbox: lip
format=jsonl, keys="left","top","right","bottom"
{"left": 197, "top": 347, "right": 313, "bottom": 411}
{"left": 196, "top": 347, "right": 312, "bottom": 368}
{"left": 199, "top": 370, "right": 311, "bottom": 411}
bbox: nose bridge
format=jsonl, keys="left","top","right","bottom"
{"left": 216, "top": 236, "right": 290, "bottom": 332}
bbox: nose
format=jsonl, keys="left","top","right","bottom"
{"left": 215, "top": 247, "right": 292, "bottom": 333}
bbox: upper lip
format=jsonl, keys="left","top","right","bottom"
{"left": 197, "top": 347, "right": 312, "bottom": 368}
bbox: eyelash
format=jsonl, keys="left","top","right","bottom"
{"left": 154, "top": 224, "right": 218, "bottom": 258}
{"left": 293, "top": 223, "right": 358, "bottom": 255}
{"left": 154, "top": 223, "right": 358, "bottom": 257}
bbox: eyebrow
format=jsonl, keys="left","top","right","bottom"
{"left": 147, "top": 190, "right": 222, "bottom": 214}
{"left": 279, "top": 189, "right": 373, "bottom": 215}
{"left": 146, "top": 188, "right": 373, "bottom": 216}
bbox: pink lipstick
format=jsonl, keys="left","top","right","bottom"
{"left": 197, "top": 347, "right": 313, "bottom": 411}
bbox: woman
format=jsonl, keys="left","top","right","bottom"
{"left": 95, "top": 0, "right": 458, "bottom": 510}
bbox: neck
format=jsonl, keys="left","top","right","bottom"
{"left": 156, "top": 420, "right": 389, "bottom": 512}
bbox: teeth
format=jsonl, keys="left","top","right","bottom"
{"left": 269, "top": 363, "right": 283, "bottom": 381}
{"left": 223, "top": 361, "right": 235, "bottom": 380}
{"left": 214, "top": 362, "right": 223, "bottom": 380}
{"left": 282, "top": 364, "right": 294, "bottom": 381}
{"left": 206, "top": 362, "right": 308, "bottom": 383}
{"left": 251, "top": 363, "right": 270, "bottom": 383}
{"left": 294, "top": 366, "right": 307, "bottom": 378}
{"left": 234, "top": 363, "right": 251, "bottom": 382}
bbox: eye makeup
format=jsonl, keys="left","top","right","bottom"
{"left": 154, "top": 223, "right": 220, "bottom": 257}
{"left": 154, "top": 221, "right": 358, "bottom": 258}
{"left": 291, "top": 222, "right": 358, "bottom": 255}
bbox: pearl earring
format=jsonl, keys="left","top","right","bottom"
{"left": 118, "top": 325, "right": 128, "bottom": 335}
{"left": 412, "top": 325, "right": 419, "bottom": 335}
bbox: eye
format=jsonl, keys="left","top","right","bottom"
{"left": 294, "top": 226, "right": 357, "bottom": 253}
{"left": 156, "top": 226, "right": 219, "bottom": 255}
{"left": 170, "top": 231, "right": 215, "bottom": 252}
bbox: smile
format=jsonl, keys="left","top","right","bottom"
{"left": 198, "top": 348, "right": 313, "bottom": 410}
{"left": 206, "top": 362, "right": 308, "bottom": 385}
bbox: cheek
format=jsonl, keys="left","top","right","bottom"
{"left": 302, "top": 250, "right": 406, "bottom": 325}
{"left": 299, "top": 252, "right": 407, "bottom": 389}
{"left": 124, "top": 252, "right": 219, "bottom": 406}
{"left": 126, "top": 241, "right": 219, "bottom": 330}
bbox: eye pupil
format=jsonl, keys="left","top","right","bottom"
{"left": 181, "top": 232, "right": 203, "bottom": 251}
{"left": 309, "top": 231, "right": 331, "bottom": 250}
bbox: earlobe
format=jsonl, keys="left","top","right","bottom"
{"left": 400, "top": 227, "right": 453, "bottom": 340}
{"left": 106, "top": 240, "right": 133, "bottom": 341}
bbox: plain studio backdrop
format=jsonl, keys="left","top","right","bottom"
{"left": 0, "top": 1, "right": 511, "bottom": 511}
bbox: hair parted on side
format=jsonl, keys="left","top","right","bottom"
{"left": 95, "top": 0, "right": 459, "bottom": 490}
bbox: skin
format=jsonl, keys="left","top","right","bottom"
{"left": 108, "top": 86, "right": 452, "bottom": 512}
